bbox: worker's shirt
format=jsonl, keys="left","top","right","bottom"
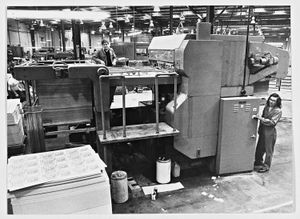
{"left": 258, "top": 106, "right": 282, "bottom": 135}
{"left": 104, "top": 49, "right": 112, "bottom": 66}
{"left": 92, "top": 48, "right": 116, "bottom": 66}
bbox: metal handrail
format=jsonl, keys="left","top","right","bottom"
{"left": 99, "top": 72, "right": 178, "bottom": 140}
{"left": 99, "top": 74, "right": 126, "bottom": 140}
{"left": 155, "top": 73, "right": 178, "bottom": 134}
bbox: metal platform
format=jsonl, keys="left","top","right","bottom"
{"left": 97, "top": 122, "right": 179, "bottom": 144}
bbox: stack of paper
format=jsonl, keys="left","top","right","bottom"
{"left": 7, "top": 99, "right": 25, "bottom": 146}
{"left": 8, "top": 145, "right": 112, "bottom": 214}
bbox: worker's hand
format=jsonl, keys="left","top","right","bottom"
{"left": 112, "top": 60, "right": 117, "bottom": 66}
{"left": 252, "top": 115, "right": 258, "bottom": 119}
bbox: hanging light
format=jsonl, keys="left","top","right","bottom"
{"left": 51, "top": 27, "right": 54, "bottom": 31}
{"left": 153, "top": 6, "right": 160, "bottom": 12}
{"left": 100, "top": 21, "right": 107, "bottom": 31}
{"left": 40, "top": 19, "right": 45, "bottom": 27}
{"left": 109, "top": 21, "right": 113, "bottom": 29}
{"left": 149, "top": 20, "right": 154, "bottom": 28}
{"left": 180, "top": 13, "right": 185, "bottom": 22}
{"left": 91, "top": 30, "right": 95, "bottom": 34}
{"left": 80, "top": 20, "right": 84, "bottom": 25}
{"left": 131, "top": 24, "right": 135, "bottom": 31}
{"left": 125, "top": 15, "right": 130, "bottom": 23}
{"left": 251, "top": 16, "right": 256, "bottom": 25}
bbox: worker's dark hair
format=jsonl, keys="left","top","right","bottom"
{"left": 267, "top": 93, "right": 282, "bottom": 108}
{"left": 101, "top": 39, "right": 109, "bottom": 45}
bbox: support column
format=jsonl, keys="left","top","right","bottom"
{"left": 30, "top": 29, "right": 36, "bottom": 54}
{"left": 71, "top": 20, "right": 83, "bottom": 60}
{"left": 61, "top": 20, "right": 66, "bottom": 52}
{"left": 88, "top": 24, "right": 92, "bottom": 50}
{"left": 207, "top": 6, "right": 215, "bottom": 33}
{"left": 169, "top": 6, "right": 173, "bottom": 35}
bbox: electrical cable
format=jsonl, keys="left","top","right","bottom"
{"left": 241, "top": 6, "right": 252, "bottom": 96}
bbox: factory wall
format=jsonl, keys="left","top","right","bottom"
{"left": 7, "top": 20, "right": 31, "bottom": 53}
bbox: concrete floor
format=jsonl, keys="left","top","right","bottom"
{"left": 112, "top": 90, "right": 295, "bottom": 214}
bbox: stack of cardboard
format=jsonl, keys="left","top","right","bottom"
{"left": 7, "top": 99, "right": 25, "bottom": 146}
{"left": 7, "top": 145, "right": 112, "bottom": 214}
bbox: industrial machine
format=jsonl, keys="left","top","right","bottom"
{"left": 13, "top": 22, "right": 289, "bottom": 175}
{"left": 148, "top": 22, "right": 289, "bottom": 174}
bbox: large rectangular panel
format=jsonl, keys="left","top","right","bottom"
{"left": 216, "top": 96, "right": 260, "bottom": 175}
{"left": 171, "top": 95, "right": 220, "bottom": 159}
{"left": 181, "top": 40, "right": 223, "bottom": 96}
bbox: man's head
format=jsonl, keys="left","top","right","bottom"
{"left": 101, "top": 40, "right": 110, "bottom": 50}
{"left": 267, "top": 93, "right": 282, "bottom": 108}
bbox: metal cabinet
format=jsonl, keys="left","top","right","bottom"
{"left": 216, "top": 96, "right": 260, "bottom": 175}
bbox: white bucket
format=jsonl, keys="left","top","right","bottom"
{"left": 156, "top": 158, "right": 171, "bottom": 184}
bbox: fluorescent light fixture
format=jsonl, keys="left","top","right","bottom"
{"left": 254, "top": 8, "right": 266, "bottom": 13}
{"left": 127, "top": 31, "right": 142, "bottom": 36}
{"left": 216, "top": 9, "right": 229, "bottom": 14}
{"left": 182, "top": 11, "right": 193, "bottom": 16}
{"left": 152, "top": 12, "right": 161, "bottom": 17}
{"left": 237, "top": 11, "right": 247, "bottom": 16}
{"left": 273, "top": 10, "right": 286, "bottom": 15}
{"left": 7, "top": 9, "right": 110, "bottom": 20}
{"left": 109, "top": 22, "right": 113, "bottom": 29}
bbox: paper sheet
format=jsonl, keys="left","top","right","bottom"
{"left": 142, "top": 182, "right": 184, "bottom": 195}
{"left": 7, "top": 145, "right": 106, "bottom": 191}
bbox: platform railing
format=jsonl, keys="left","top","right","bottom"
{"left": 155, "top": 73, "right": 178, "bottom": 133}
{"left": 98, "top": 72, "right": 178, "bottom": 140}
{"left": 99, "top": 74, "right": 126, "bottom": 140}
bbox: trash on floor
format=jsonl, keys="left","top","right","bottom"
{"left": 201, "top": 191, "right": 208, "bottom": 196}
{"left": 214, "top": 197, "right": 225, "bottom": 203}
{"left": 142, "top": 182, "right": 184, "bottom": 195}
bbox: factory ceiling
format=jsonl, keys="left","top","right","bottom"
{"left": 7, "top": 5, "right": 290, "bottom": 41}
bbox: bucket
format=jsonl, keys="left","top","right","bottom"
{"left": 111, "top": 170, "right": 128, "bottom": 203}
{"left": 172, "top": 161, "right": 181, "bottom": 178}
{"left": 156, "top": 158, "right": 171, "bottom": 184}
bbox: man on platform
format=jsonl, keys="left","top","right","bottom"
{"left": 92, "top": 39, "right": 117, "bottom": 66}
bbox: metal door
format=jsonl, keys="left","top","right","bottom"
{"left": 216, "top": 96, "right": 260, "bottom": 175}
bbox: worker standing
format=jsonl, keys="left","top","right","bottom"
{"left": 92, "top": 39, "right": 117, "bottom": 66}
{"left": 252, "top": 93, "right": 282, "bottom": 173}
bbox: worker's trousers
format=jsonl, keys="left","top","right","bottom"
{"left": 254, "top": 127, "right": 277, "bottom": 168}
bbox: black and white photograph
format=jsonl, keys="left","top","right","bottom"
{"left": 1, "top": 0, "right": 299, "bottom": 217}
